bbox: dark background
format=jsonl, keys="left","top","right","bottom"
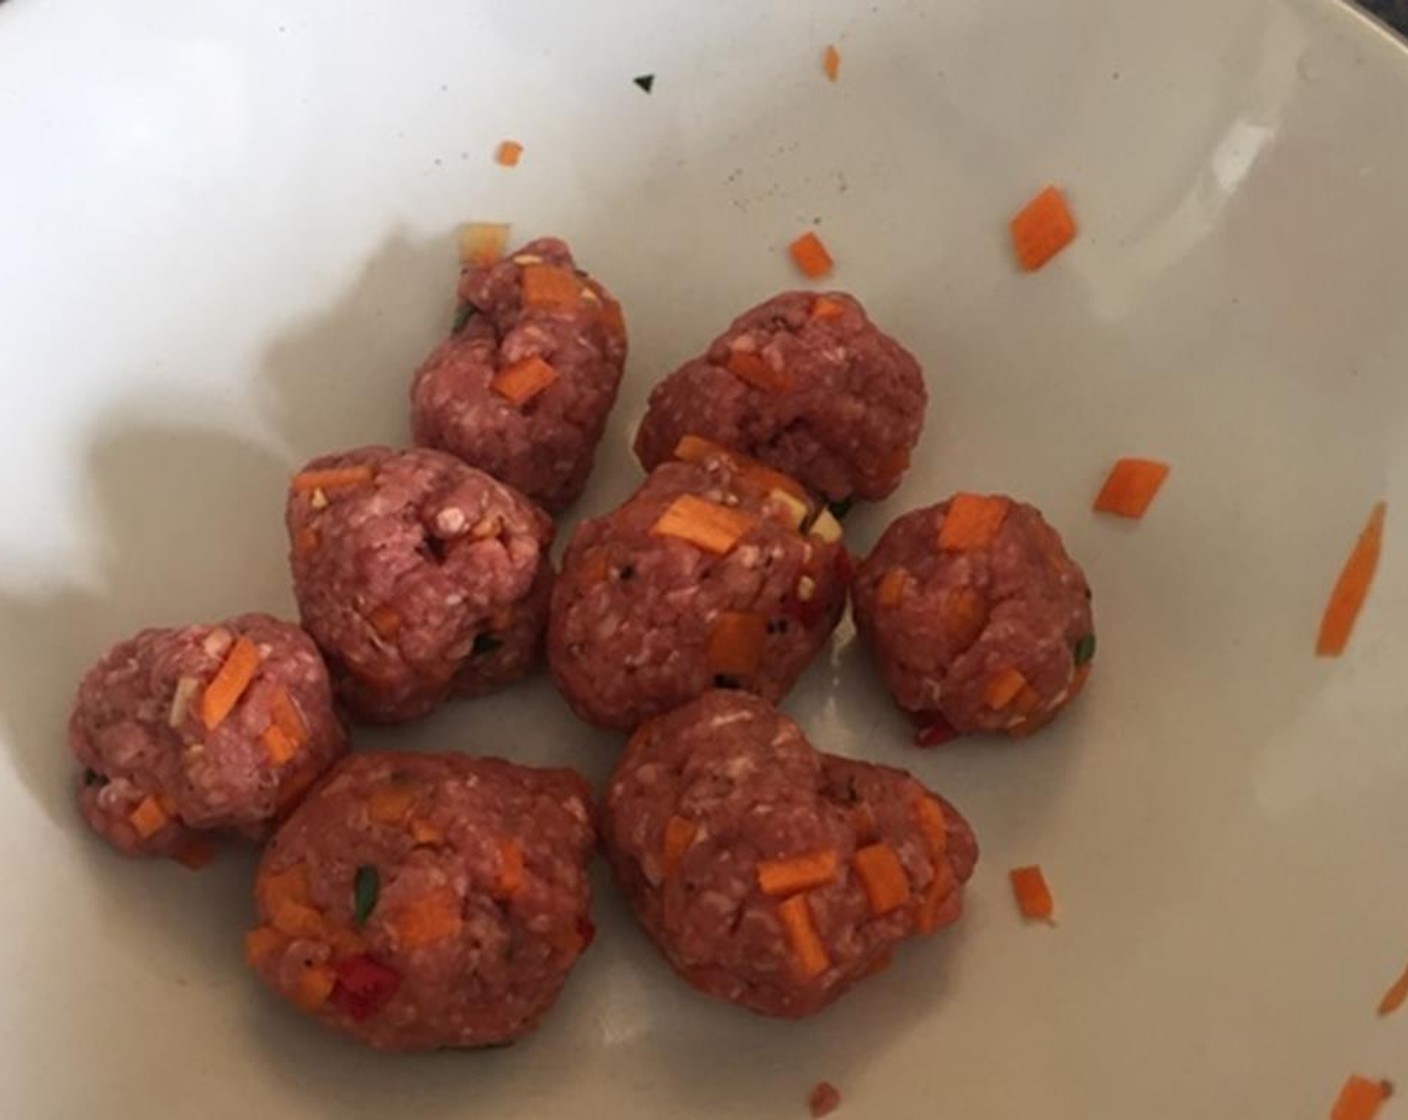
{"left": 1360, "top": 0, "right": 1408, "bottom": 31}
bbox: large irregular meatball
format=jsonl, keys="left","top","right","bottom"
{"left": 70, "top": 613, "right": 346, "bottom": 861}
{"left": 634, "top": 291, "right": 925, "bottom": 503}
{"left": 246, "top": 751, "right": 596, "bottom": 1051}
{"left": 852, "top": 493, "right": 1095, "bottom": 739}
{"left": 411, "top": 236, "right": 628, "bottom": 512}
{"left": 286, "top": 446, "right": 554, "bottom": 724}
{"left": 549, "top": 447, "right": 849, "bottom": 732}
{"left": 603, "top": 691, "right": 978, "bottom": 1018}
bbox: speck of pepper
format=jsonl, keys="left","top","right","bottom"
{"left": 633, "top": 74, "right": 655, "bottom": 93}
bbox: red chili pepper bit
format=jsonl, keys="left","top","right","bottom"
{"left": 330, "top": 954, "right": 403, "bottom": 1022}
{"left": 915, "top": 715, "right": 960, "bottom": 748}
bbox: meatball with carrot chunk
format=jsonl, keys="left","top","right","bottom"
{"left": 70, "top": 613, "right": 346, "bottom": 862}
{"left": 411, "top": 236, "right": 627, "bottom": 512}
{"left": 603, "top": 691, "right": 978, "bottom": 1018}
{"left": 548, "top": 445, "right": 849, "bottom": 732}
{"left": 286, "top": 446, "right": 554, "bottom": 724}
{"left": 246, "top": 751, "right": 597, "bottom": 1052}
{"left": 633, "top": 290, "right": 925, "bottom": 504}
{"left": 852, "top": 493, "right": 1095, "bottom": 740}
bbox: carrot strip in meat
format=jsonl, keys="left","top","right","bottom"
{"left": 708, "top": 611, "right": 768, "bottom": 677}
{"left": 200, "top": 635, "right": 261, "bottom": 730}
{"left": 368, "top": 605, "right": 402, "bottom": 640}
{"left": 1009, "top": 865, "right": 1055, "bottom": 921}
{"left": 758, "top": 850, "right": 840, "bottom": 896}
{"left": 938, "top": 587, "right": 988, "bottom": 650}
{"left": 662, "top": 815, "right": 698, "bottom": 878}
{"left": 1378, "top": 959, "right": 1408, "bottom": 1016}
{"left": 777, "top": 893, "right": 830, "bottom": 979}
{"left": 984, "top": 667, "right": 1029, "bottom": 711}
{"left": 491, "top": 355, "right": 559, "bottom": 406}
{"left": 410, "top": 818, "right": 443, "bottom": 846}
{"left": 388, "top": 888, "right": 463, "bottom": 949}
{"left": 811, "top": 296, "right": 846, "bottom": 321}
{"left": 458, "top": 221, "right": 510, "bottom": 266}
{"left": 1012, "top": 684, "right": 1043, "bottom": 717}
{"left": 1318, "top": 501, "right": 1388, "bottom": 657}
{"left": 727, "top": 349, "right": 793, "bottom": 392}
{"left": 822, "top": 44, "right": 841, "bottom": 82}
{"left": 670, "top": 435, "right": 810, "bottom": 502}
{"left": 650, "top": 494, "right": 757, "bottom": 555}
{"left": 1093, "top": 458, "right": 1170, "bottom": 519}
{"left": 789, "top": 231, "right": 835, "bottom": 279}
{"left": 521, "top": 264, "right": 582, "bottom": 311}
{"left": 128, "top": 795, "right": 170, "bottom": 840}
{"left": 915, "top": 862, "right": 958, "bottom": 934}
{"left": 495, "top": 139, "right": 523, "bottom": 167}
{"left": 914, "top": 797, "right": 949, "bottom": 860}
{"left": 494, "top": 839, "right": 525, "bottom": 899}
{"left": 876, "top": 567, "right": 909, "bottom": 608}
{"left": 1010, "top": 185, "right": 1077, "bottom": 272}
{"left": 268, "top": 687, "right": 307, "bottom": 747}
{"left": 938, "top": 493, "right": 1010, "bottom": 550}
{"left": 852, "top": 843, "right": 912, "bottom": 916}
{"left": 291, "top": 465, "right": 374, "bottom": 493}
{"left": 262, "top": 725, "right": 298, "bottom": 765}
{"left": 1332, "top": 1076, "right": 1392, "bottom": 1120}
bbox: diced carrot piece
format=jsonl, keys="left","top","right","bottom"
{"left": 811, "top": 296, "right": 846, "bottom": 321}
{"left": 727, "top": 349, "right": 793, "bottom": 392}
{"left": 757, "top": 850, "right": 840, "bottom": 896}
{"left": 291, "top": 465, "right": 375, "bottom": 493}
{"left": 1378, "top": 959, "right": 1408, "bottom": 1016}
{"left": 938, "top": 493, "right": 1010, "bottom": 550}
{"left": 388, "top": 888, "right": 463, "bottom": 949}
{"left": 650, "top": 494, "right": 757, "bottom": 555}
{"left": 1010, "top": 185, "right": 1077, "bottom": 272}
{"left": 662, "top": 815, "right": 698, "bottom": 878}
{"left": 244, "top": 925, "right": 286, "bottom": 967}
{"left": 789, "top": 231, "right": 835, "bottom": 279}
{"left": 409, "top": 818, "right": 443, "bottom": 846}
{"left": 262, "top": 725, "right": 298, "bottom": 765}
{"left": 458, "top": 221, "right": 510, "bottom": 266}
{"left": 1093, "top": 458, "right": 1170, "bottom": 519}
{"left": 293, "top": 526, "right": 321, "bottom": 557}
{"left": 852, "top": 843, "right": 912, "bottom": 916}
{"left": 128, "top": 795, "right": 171, "bottom": 839}
{"left": 984, "top": 667, "right": 1029, "bottom": 711}
{"left": 173, "top": 838, "right": 217, "bottom": 871}
{"left": 1318, "top": 501, "right": 1388, "bottom": 657}
{"left": 822, "top": 44, "right": 841, "bottom": 82}
{"left": 490, "top": 355, "right": 559, "bottom": 406}
{"left": 521, "top": 264, "right": 582, "bottom": 311}
{"left": 914, "top": 797, "right": 949, "bottom": 860}
{"left": 915, "top": 861, "right": 958, "bottom": 934}
{"left": 777, "top": 893, "right": 830, "bottom": 979}
{"left": 271, "top": 898, "right": 328, "bottom": 939}
{"left": 368, "top": 605, "right": 402, "bottom": 640}
{"left": 495, "top": 139, "right": 523, "bottom": 167}
{"left": 1013, "top": 684, "right": 1043, "bottom": 717}
{"left": 368, "top": 784, "right": 417, "bottom": 825}
{"left": 938, "top": 587, "right": 988, "bottom": 650}
{"left": 269, "top": 687, "right": 307, "bottom": 747}
{"left": 293, "top": 963, "right": 339, "bottom": 1011}
{"left": 1010, "top": 865, "right": 1055, "bottom": 920}
{"left": 200, "top": 636, "right": 261, "bottom": 731}
{"left": 1332, "top": 1076, "right": 1391, "bottom": 1120}
{"left": 876, "top": 567, "right": 909, "bottom": 608}
{"left": 671, "top": 435, "right": 809, "bottom": 502}
{"left": 708, "top": 611, "right": 768, "bottom": 677}
{"left": 493, "top": 839, "right": 525, "bottom": 900}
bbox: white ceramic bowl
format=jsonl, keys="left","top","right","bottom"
{"left": 3, "top": 1, "right": 1408, "bottom": 1116}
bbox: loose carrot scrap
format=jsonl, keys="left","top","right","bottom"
{"left": 789, "top": 230, "right": 835, "bottom": 280}
{"left": 200, "top": 636, "right": 260, "bottom": 731}
{"left": 495, "top": 139, "right": 523, "bottom": 167}
{"left": 1010, "top": 184, "right": 1077, "bottom": 272}
{"left": 757, "top": 849, "right": 840, "bottom": 896}
{"left": 938, "top": 493, "right": 1010, "bottom": 550}
{"left": 852, "top": 843, "right": 912, "bottom": 916}
{"left": 1317, "top": 501, "right": 1387, "bottom": 657}
{"left": 1092, "top": 458, "right": 1170, "bottom": 519}
{"left": 876, "top": 567, "right": 909, "bottom": 609}
{"left": 822, "top": 44, "right": 841, "bottom": 82}
{"left": 494, "top": 839, "right": 525, "bottom": 900}
{"left": 727, "top": 348, "right": 793, "bottom": 393}
{"left": 521, "top": 264, "right": 582, "bottom": 311}
{"left": 491, "top": 355, "right": 559, "bottom": 406}
{"left": 662, "top": 815, "right": 698, "bottom": 878}
{"left": 708, "top": 611, "right": 768, "bottom": 677}
{"left": 389, "top": 888, "right": 463, "bottom": 949}
{"left": 128, "top": 795, "right": 171, "bottom": 840}
{"left": 777, "top": 893, "right": 830, "bottom": 979}
{"left": 651, "top": 494, "right": 757, "bottom": 555}
{"left": 458, "top": 221, "right": 511, "bottom": 266}
{"left": 808, "top": 1080, "right": 843, "bottom": 1119}
{"left": 1378, "top": 958, "right": 1408, "bottom": 1016}
{"left": 1332, "top": 1076, "right": 1392, "bottom": 1120}
{"left": 291, "top": 465, "right": 375, "bottom": 493}
{"left": 1009, "top": 865, "right": 1055, "bottom": 921}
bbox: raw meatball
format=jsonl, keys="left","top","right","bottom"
{"left": 286, "top": 446, "right": 554, "bottom": 724}
{"left": 852, "top": 493, "right": 1095, "bottom": 738}
{"left": 549, "top": 449, "right": 849, "bottom": 732}
{"left": 603, "top": 691, "right": 978, "bottom": 1018}
{"left": 70, "top": 613, "right": 346, "bottom": 860}
{"left": 411, "top": 237, "right": 628, "bottom": 512}
{"left": 634, "top": 290, "right": 924, "bottom": 503}
{"left": 246, "top": 751, "right": 596, "bottom": 1051}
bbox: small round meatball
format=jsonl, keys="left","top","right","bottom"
{"left": 852, "top": 493, "right": 1095, "bottom": 738}
{"left": 411, "top": 237, "right": 628, "bottom": 512}
{"left": 549, "top": 451, "right": 849, "bottom": 732}
{"left": 286, "top": 446, "right": 554, "bottom": 724}
{"left": 246, "top": 751, "right": 597, "bottom": 1052}
{"left": 634, "top": 291, "right": 925, "bottom": 503}
{"left": 70, "top": 613, "right": 346, "bottom": 860}
{"left": 603, "top": 691, "right": 978, "bottom": 1018}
